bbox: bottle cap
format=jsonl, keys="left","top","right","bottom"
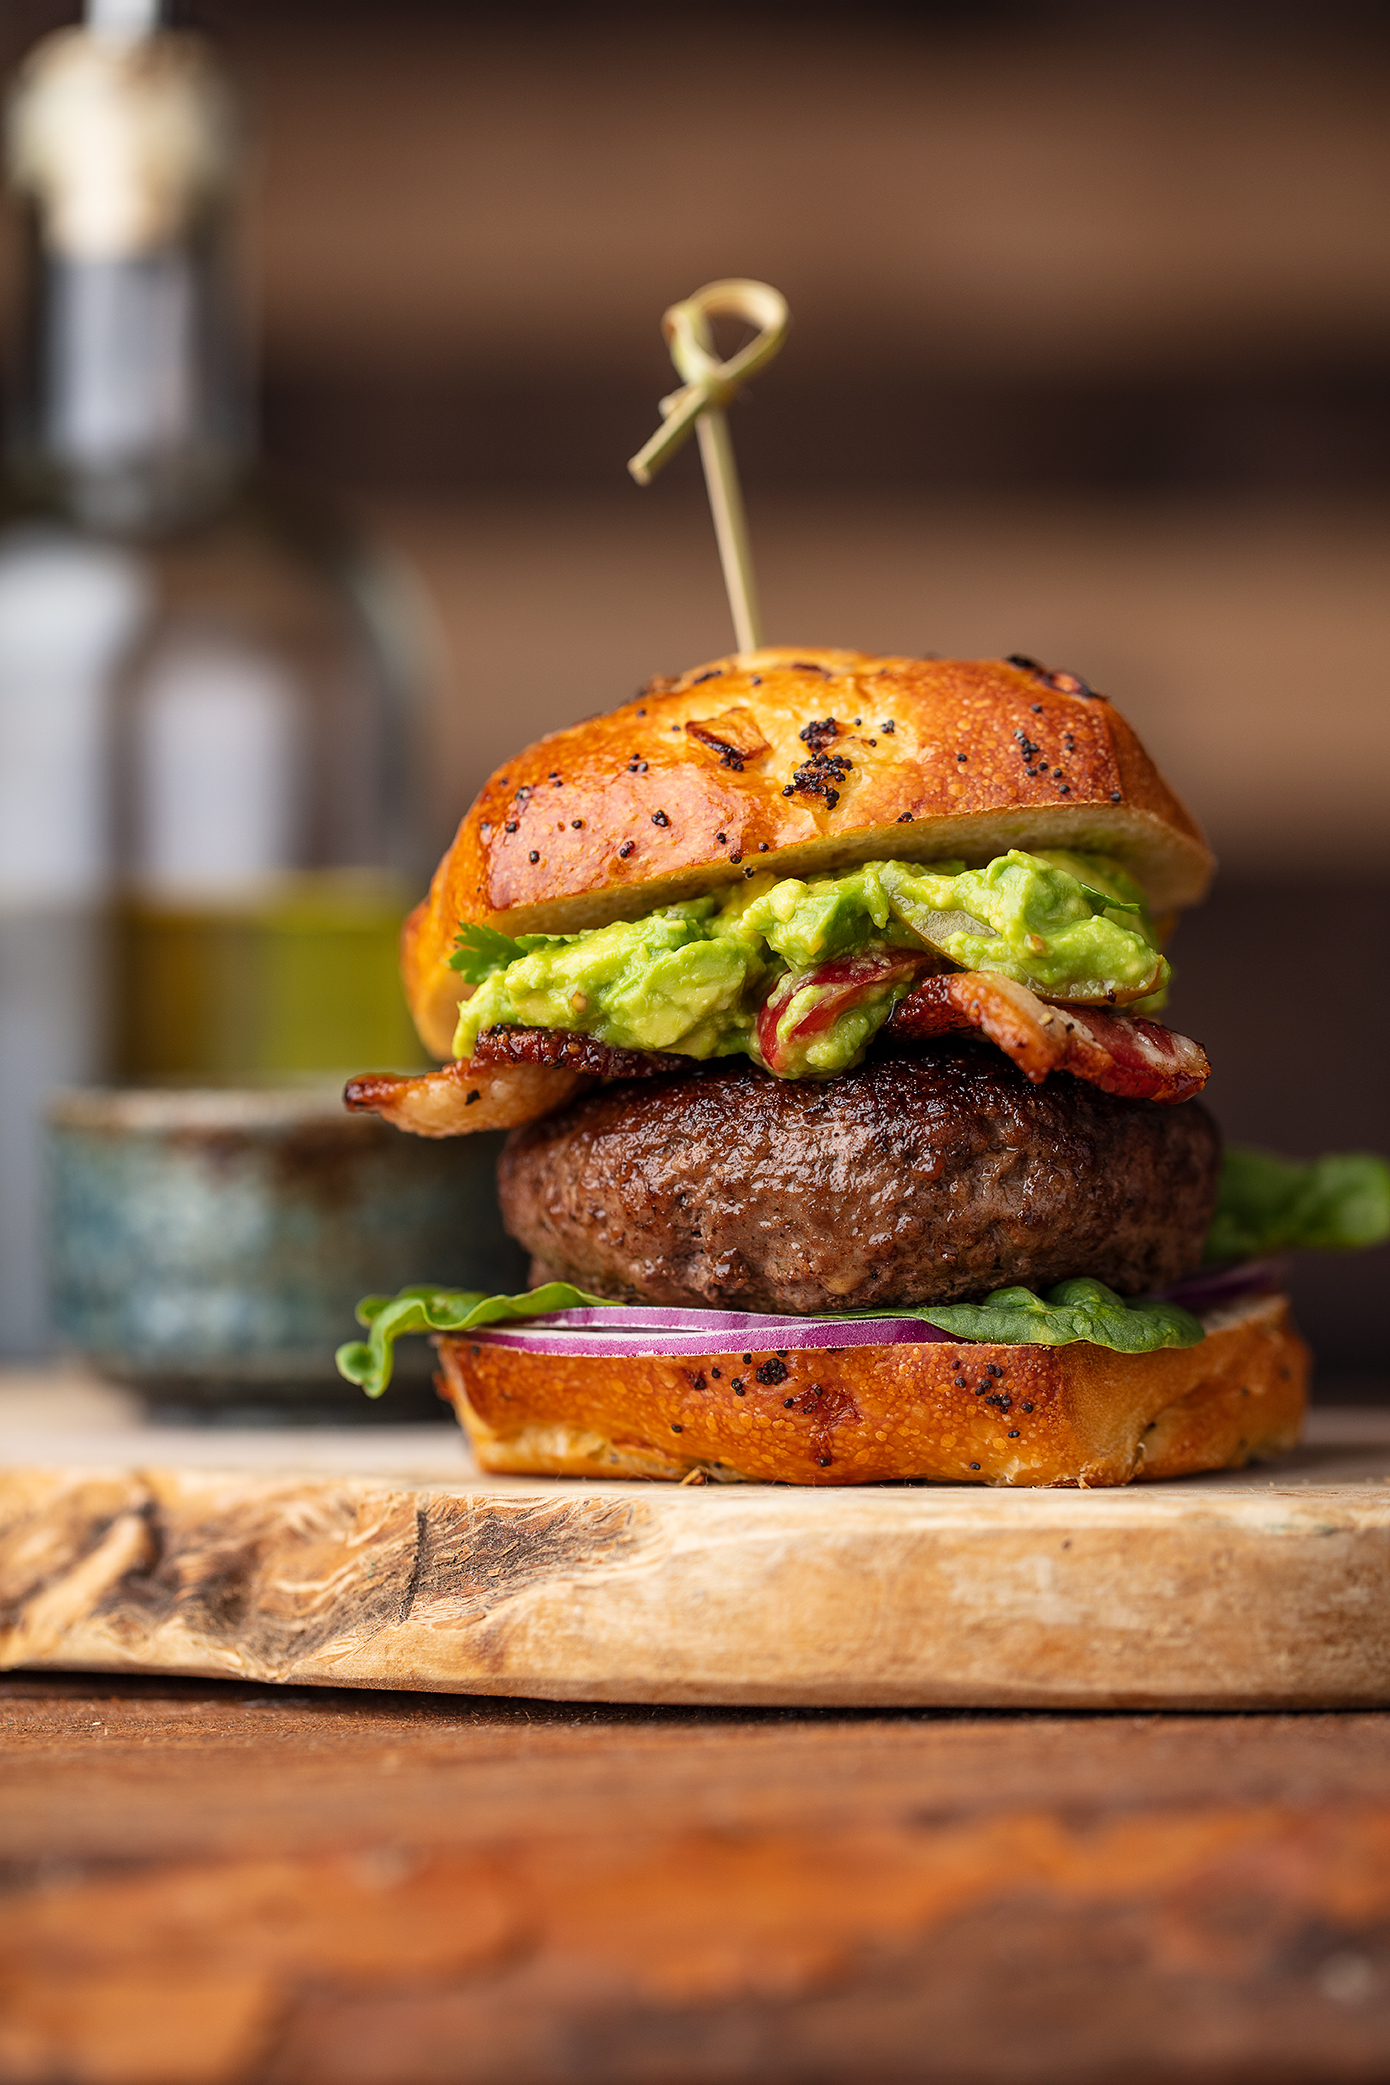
{"left": 7, "top": 24, "right": 235, "bottom": 260}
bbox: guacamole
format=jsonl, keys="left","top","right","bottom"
{"left": 450, "top": 849, "right": 1167, "bottom": 1079}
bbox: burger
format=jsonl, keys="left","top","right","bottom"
{"left": 338, "top": 647, "right": 1388, "bottom": 1486}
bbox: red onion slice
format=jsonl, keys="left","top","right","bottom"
{"left": 457, "top": 1259, "right": 1288, "bottom": 1361}
{"left": 1155, "top": 1256, "right": 1291, "bottom": 1314}
{"left": 467, "top": 1311, "right": 954, "bottom": 1358}
{"left": 544, "top": 1306, "right": 847, "bottom": 1333}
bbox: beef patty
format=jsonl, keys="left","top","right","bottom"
{"left": 497, "top": 1038, "right": 1222, "bottom": 1315}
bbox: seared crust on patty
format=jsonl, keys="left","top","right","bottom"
{"left": 404, "top": 648, "right": 1214, "bottom": 1058}
{"left": 497, "top": 1038, "right": 1222, "bottom": 1314}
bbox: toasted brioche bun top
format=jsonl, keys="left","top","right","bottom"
{"left": 405, "top": 648, "right": 1213, "bottom": 1059}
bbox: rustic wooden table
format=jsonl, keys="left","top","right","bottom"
{"left": 4, "top": 1371, "right": 1389, "bottom": 2080}
{"left": 2, "top": 1673, "right": 1389, "bottom": 2085}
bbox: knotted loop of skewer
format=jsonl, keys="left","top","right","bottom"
{"left": 628, "top": 278, "right": 789, "bottom": 486}
{"left": 628, "top": 278, "right": 789, "bottom": 653}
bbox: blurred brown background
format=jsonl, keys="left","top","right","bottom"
{"left": 3, "top": 0, "right": 1386, "bottom": 1390}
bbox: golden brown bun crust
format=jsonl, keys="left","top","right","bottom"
{"left": 404, "top": 648, "right": 1214, "bottom": 1059}
{"left": 434, "top": 1293, "right": 1306, "bottom": 1489}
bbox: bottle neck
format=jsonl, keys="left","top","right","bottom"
{"left": 5, "top": 25, "right": 248, "bottom": 535}
{"left": 9, "top": 211, "right": 251, "bottom": 534}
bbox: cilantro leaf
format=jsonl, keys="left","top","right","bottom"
{"left": 1077, "top": 881, "right": 1141, "bottom": 916}
{"left": 448, "top": 922, "right": 527, "bottom": 983}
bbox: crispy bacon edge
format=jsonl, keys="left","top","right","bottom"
{"left": 470, "top": 1025, "right": 692, "bottom": 1079}
{"left": 343, "top": 1027, "right": 691, "bottom": 1138}
{"left": 344, "top": 1057, "right": 589, "bottom": 1138}
{"left": 887, "top": 970, "right": 1210, "bottom": 1103}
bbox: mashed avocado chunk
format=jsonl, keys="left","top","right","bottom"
{"left": 452, "top": 899, "right": 769, "bottom": 1063}
{"left": 738, "top": 851, "right": 1165, "bottom": 1002}
{"left": 878, "top": 852, "right": 1165, "bottom": 1004}
{"left": 450, "top": 849, "right": 1167, "bottom": 1076}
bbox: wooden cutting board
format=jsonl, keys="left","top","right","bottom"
{"left": 1, "top": 1374, "right": 1387, "bottom": 1709}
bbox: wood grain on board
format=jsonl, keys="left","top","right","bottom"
{"left": 1, "top": 1398, "right": 1388, "bottom": 1709}
{"left": 2, "top": 1676, "right": 1390, "bottom": 2085}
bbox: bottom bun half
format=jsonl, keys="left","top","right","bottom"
{"left": 434, "top": 1292, "right": 1308, "bottom": 1489}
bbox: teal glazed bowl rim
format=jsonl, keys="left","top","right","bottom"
{"left": 45, "top": 1082, "right": 525, "bottom": 1403}
{"left": 46, "top": 1083, "right": 368, "bottom": 1133}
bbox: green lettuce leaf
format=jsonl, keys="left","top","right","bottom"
{"left": 336, "top": 1281, "right": 609, "bottom": 1398}
{"left": 336, "top": 1272, "right": 1201, "bottom": 1402}
{"left": 871, "top": 1278, "right": 1203, "bottom": 1352}
{"left": 1205, "top": 1146, "right": 1390, "bottom": 1266}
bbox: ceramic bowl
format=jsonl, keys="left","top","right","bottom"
{"left": 46, "top": 1086, "right": 526, "bottom": 1419}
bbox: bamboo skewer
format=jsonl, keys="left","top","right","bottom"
{"left": 628, "top": 279, "right": 789, "bottom": 656}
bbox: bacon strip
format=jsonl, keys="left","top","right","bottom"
{"left": 1054, "top": 1003, "right": 1210, "bottom": 1102}
{"left": 887, "top": 971, "right": 1209, "bottom": 1103}
{"left": 344, "top": 1026, "right": 693, "bottom": 1138}
{"left": 344, "top": 1057, "right": 589, "bottom": 1138}
{"left": 757, "top": 948, "right": 939, "bottom": 1076}
{"left": 471, "top": 1024, "right": 691, "bottom": 1079}
{"left": 348, "top": 967, "right": 1208, "bottom": 1137}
